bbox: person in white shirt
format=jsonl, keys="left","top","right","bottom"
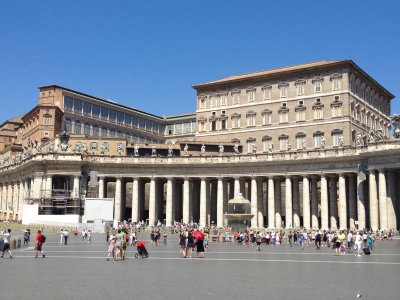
{"left": 355, "top": 232, "right": 362, "bottom": 256}
{"left": 1, "top": 229, "right": 13, "bottom": 259}
{"left": 60, "top": 229, "right": 64, "bottom": 244}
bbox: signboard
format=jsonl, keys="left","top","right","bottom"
{"left": 84, "top": 198, "right": 114, "bottom": 222}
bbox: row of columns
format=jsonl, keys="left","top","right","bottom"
{"left": 101, "top": 169, "right": 398, "bottom": 230}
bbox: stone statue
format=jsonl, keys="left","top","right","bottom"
{"left": 219, "top": 144, "right": 224, "bottom": 155}
{"left": 151, "top": 145, "right": 157, "bottom": 157}
{"left": 368, "top": 130, "right": 375, "bottom": 143}
{"left": 287, "top": 140, "right": 292, "bottom": 151}
{"left": 183, "top": 144, "right": 189, "bottom": 156}
{"left": 302, "top": 138, "right": 307, "bottom": 150}
{"left": 362, "top": 132, "right": 368, "bottom": 146}
{"left": 392, "top": 114, "right": 400, "bottom": 138}
{"left": 168, "top": 144, "right": 173, "bottom": 157}
{"left": 233, "top": 143, "right": 240, "bottom": 154}
{"left": 59, "top": 132, "right": 70, "bottom": 152}
{"left": 36, "top": 140, "right": 42, "bottom": 153}
{"left": 100, "top": 143, "right": 107, "bottom": 155}
{"left": 376, "top": 126, "right": 384, "bottom": 142}
{"left": 23, "top": 146, "right": 31, "bottom": 160}
{"left": 320, "top": 136, "right": 326, "bottom": 149}
{"left": 355, "top": 132, "right": 363, "bottom": 146}
{"left": 134, "top": 144, "right": 139, "bottom": 156}
{"left": 48, "top": 142, "right": 55, "bottom": 152}
{"left": 75, "top": 142, "right": 84, "bottom": 153}
{"left": 201, "top": 144, "right": 206, "bottom": 156}
{"left": 268, "top": 142, "right": 274, "bottom": 152}
{"left": 339, "top": 136, "right": 344, "bottom": 147}
{"left": 117, "top": 143, "right": 123, "bottom": 156}
{"left": 252, "top": 143, "right": 257, "bottom": 154}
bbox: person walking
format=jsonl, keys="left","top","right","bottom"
{"left": 34, "top": 230, "right": 46, "bottom": 258}
{"left": 63, "top": 229, "right": 69, "bottom": 245}
{"left": 1, "top": 229, "right": 13, "bottom": 259}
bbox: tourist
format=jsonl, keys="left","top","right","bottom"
{"left": 120, "top": 229, "right": 127, "bottom": 259}
{"left": 255, "top": 231, "right": 262, "bottom": 251}
{"left": 186, "top": 231, "right": 194, "bottom": 258}
{"left": 0, "top": 229, "right": 13, "bottom": 259}
{"left": 179, "top": 231, "right": 186, "bottom": 257}
{"left": 287, "top": 230, "right": 293, "bottom": 247}
{"left": 107, "top": 231, "right": 116, "bottom": 261}
{"left": 354, "top": 231, "right": 362, "bottom": 257}
{"left": 34, "top": 230, "right": 46, "bottom": 258}
{"left": 114, "top": 229, "right": 123, "bottom": 261}
{"left": 347, "top": 230, "right": 353, "bottom": 253}
{"left": 315, "top": 230, "right": 321, "bottom": 250}
{"left": 64, "top": 229, "right": 69, "bottom": 245}
{"left": 23, "top": 230, "right": 30, "bottom": 246}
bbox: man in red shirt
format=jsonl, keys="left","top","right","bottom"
{"left": 34, "top": 230, "right": 46, "bottom": 258}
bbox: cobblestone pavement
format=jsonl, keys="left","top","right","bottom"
{"left": 1, "top": 233, "right": 400, "bottom": 300}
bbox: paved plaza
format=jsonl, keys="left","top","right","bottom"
{"left": 1, "top": 233, "right": 400, "bottom": 300}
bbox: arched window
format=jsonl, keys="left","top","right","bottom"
{"left": 74, "top": 120, "right": 81, "bottom": 134}
{"left": 93, "top": 125, "right": 99, "bottom": 137}
{"left": 65, "top": 118, "right": 72, "bottom": 132}
{"left": 84, "top": 123, "right": 90, "bottom": 136}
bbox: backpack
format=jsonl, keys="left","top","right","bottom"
{"left": 40, "top": 235, "right": 46, "bottom": 243}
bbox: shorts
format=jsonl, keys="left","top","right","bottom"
{"left": 2, "top": 243, "right": 10, "bottom": 251}
{"left": 196, "top": 240, "right": 204, "bottom": 253}
{"left": 35, "top": 245, "right": 42, "bottom": 251}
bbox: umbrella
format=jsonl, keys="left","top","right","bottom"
{"left": 193, "top": 230, "right": 205, "bottom": 241}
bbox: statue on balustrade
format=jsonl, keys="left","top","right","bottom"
{"left": 151, "top": 145, "right": 157, "bottom": 157}
{"left": 201, "top": 144, "right": 206, "bottom": 156}
{"left": 219, "top": 144, "right": 224, "bottom": 155}
{"left": 168, "top": 144, "right": 173, "bottom": 157}
{"left": 134, "top": 144, "right": 139, "bottom": 156}
{"left": 233, "top": 143, "right": 240, "bottom": 154}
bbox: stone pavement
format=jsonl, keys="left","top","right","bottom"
{"left": 1, "top": 233, "right": 400, "bottom": 300}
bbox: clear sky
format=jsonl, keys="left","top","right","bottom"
{"left": 1, "top": 1, "right": 399, "bottom": 122}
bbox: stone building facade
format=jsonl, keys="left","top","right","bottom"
{"left": 0, "top": 60, "right": 398, "bottom": 230}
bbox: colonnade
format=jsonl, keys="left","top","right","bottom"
{"left": 99, "top": 169, "right": 398, "bottom": 230}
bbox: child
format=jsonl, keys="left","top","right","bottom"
{"left": 137, "top": 240, "right": 148, "bottom": 257}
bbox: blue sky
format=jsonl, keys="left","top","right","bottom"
{"left": 0, "top": 1, "right": 399, "bottom": 121}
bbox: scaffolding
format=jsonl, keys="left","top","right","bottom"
{"left": 26, "top": 189, "right": 84, "bottom": 216}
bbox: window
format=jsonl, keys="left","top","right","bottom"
{"left": 246, "top": 139, "right": 256, "bottom": 153}
{"left": 101, "top": 127, "right": 108, "bottom": 137}
{"left": 262, "top": 113, "right": 272, "bottom": 125}
{"left": 246, "top": 111, "right": 256, "bottom": 127}
{"left": 296, "top": 83, "right": 305, "bottom": 96}
{"left": 102, "top": 142, "right": 109, "bottom": 151}
{"left": 247, "top": 88, "right": 256, "bottom": 103}
{"left": 91, "top": 142, "right": 97, "bottom": 150}
{"left": 314, "top": 133, "right": 324, "bottom": 148}
{"left": 220, "top": 95, "right": 227, "bottom": 106}
{"left": 132, "top": 115, "right": 138, "bottom": 128}
{"left": 92, "top": 104, "right": 100, "bottom": 118}
{"left": 93, "top": 125, "right": 99, "bottom": 137}
{"left": 65, "top": 119, "right": 72, "bottom": 132}
{"left": 210, "top": 96, "right": 217, "bottom": 108}
{"left": 279, "top": 112, "right": 288, "bottom": 123}
{"left": 232, "top": 114, "right": 241, "bottom": 129}
{"left": 314, "top": 81, "right": 322, "bottom": 93}
{"left": 64, "top": 96, "right": 74, "bottom": 111}
{"left": 83, "top": 102, "right": 91, "bottom": 116}
{"left": 199, "top": 121, "right": 206, "bottom": 132}
{"left": 262, "top": 137, "right": 272, "bottom": 152}
{"left": 117, "top": 111, "right": 124, "bottom": 124}
{"left": 125, "top": 114, "right": 132, "bottom": 127}
{"left": 44, "top": 131, "right": 49, "bottom": 137}
{"left": 211, "top": 120, "right": 216, "bottom": 131}
{"left": 232, "top": 92, "right": 240, "bottom": 105}
{"left": 84, "top": 123, "right": 90, "bottom": 135}
{"left": 100, "top": 106, "right": 109, "bottom": 120}
{"left": 262, "top": 86, "right": 272, "bottom": 101}
{"left": 296, "top": 134, "right": 305, "bottom": 150}
{"left": 332, "top": 130, "right": 343, "bottom": 147}
{"left": 109, "top": 129, "right": 116, "bottom": 137}
{"left": 44, "top": 116, "right": 51, "bottom": 125}
{"left": 109, "top": 110, "right": 116, "bottom": 122}
{"left": 280, "top": 86, "right": 287, "bottom": 98}
{"left": 313, "top": 108, "right": 323, "bottom": 119}
{"left": 74, "top": 120, "right": 81, "bottom": 134}
{"left": 279, "top": 137, "right": 288, "bottom": 151}
{"left": 199, "top": 98, "right": 206, "bottom": 109}
{"left": 296, "top": 111, "right": 305, "bottom": 122}
{"left": 73, "top": 99, "right": 82, "bottom": 113}
{"left": 332, "top": 106, "right": 342, "bottom": 117}
{"left": 332, "top": 78, "right": 341, "bottom": 91}
{"left": 221, "top": 119, "right": 226, "bottom": 130}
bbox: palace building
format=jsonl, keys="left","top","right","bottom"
{"left": 0, "top": 59, "right": 398, "bottom": 230}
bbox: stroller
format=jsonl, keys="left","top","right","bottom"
{"left": 135, "top": 241, "right": 149, "bottom": 258}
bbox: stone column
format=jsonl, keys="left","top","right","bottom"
{"left": 320, "top": 175, "right": 329, "bottom": 230}
{"left": 45, "top": 175, "right": 53, "bottom": 198}
{"left": 369, "top": 170, "right": 379, "bottom": 230}
{"left": 165, "top": 178, "right": 174, "bottom": 226}
{"left": 18, "top": 181, "right": 24, "bottom": 220}
{"left": 311, "top": 177, "right": 319, "bottom": 229}
{"left": 217, "top": 178, "right": 224, "bottom": 227}
{"left": 302, "top": 176, "right": 310, "bottom": 229}
{"left": 386, "top": 171, "right": 397, "bottom": 229}
{"left": 285, "top": 176, "right": 292, "bottom": 228}
{"left": 257, "top": 179, "right": 264, "bottom": 227}
{"left": 357, "top": 174, "right": 366, "bottom": 229}
{"left": 1, "top": 184, "right": 6, "bottom": 213}
{"left": 131, "top": 178, "right": 139, "bottom": 223}
{"left": 7, "top": 183, "right": 13, "bottom": 218}
{"left": 378, "top": 170, "right": 388, "bottom": 229}
{"left": 200, "top": 178, "right": 208, "bottom": 226}
{"left": 0, "top": 184, "right": 3, "bottom": 215}
{"left": 33, "top": 176, "right": 42, "bottom": 199}
{"left": 183, "top": 178, "right": 190, "bottom": 224}
{"left": 292, "top": 177, "right": 300, "bottom": 227}
{"left": 329, "top": 176, "right": 338, "bottom": 230}
{"left": 30, "top": 178, "right": 34, "bottom": 198}
{"left": 251, "top": 177, "right": 258, "bottom": 228}
{"left": 274, "top": 178, "right": 282, "bottom": 227}
{"left": 234, "top": 178, "right": 240, "bottom": 195}
{"left": 13, "top": 182, "right": 19, "bottom": 219}
{"left": 114, "top": 178, "right": 122, "bottom": 221}
{"left": 338, "top": 174, "right": 347, "bottom": 229}
{"left": 348, "top": 174, "right": 357, "bottom": 229}
{"left": 229, "top": 180, "right": 234, "bottom": 200}
{"left": 148, "top": 178, "right": 156, "bottom": 226}
{"left": 73, "top": 176, "right": 80, "bottom": 198}
{"left": 98, "top": 177, "right": 105, "bottom": 198}
{"left": 268, "top": 177, "right": 275, "bottom": 228}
